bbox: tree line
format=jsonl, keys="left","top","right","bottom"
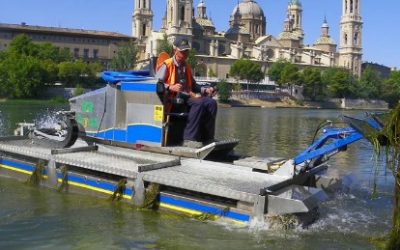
{"left": 0, "top": 34, "right": 138, "bottom": 99}
{"left": 3, "top": 34, "right": 398, "bottom": 107}
{"left": 217, "top": 58, "right": 400, "bottom": 107}
{"left": 267, "top": 59, "right": 400, "bottom": 107}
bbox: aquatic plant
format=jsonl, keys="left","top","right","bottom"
{"left": 268, "top": 214, "right": 297, "bottom": 231}
{"left": 191, "top": 212, "right": 216, "bottom": 222}
{"left": 140, "top": 183, "right": 160, "bottom": 209}
{"left": 191, "top": 207, "right": 230, "bottom": 222}
{"left": 27, "top": 160, "right": 45, "bottom": 185}
{"left": 110, "top": 178, "right": 127, "bottom": 201}
{"left": 57, "top": 165, "right": 69, "bottom": 192}
{"left": 367, "top": 104, "right": 400, "bottom": 250}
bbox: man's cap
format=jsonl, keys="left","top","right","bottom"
{"left": 174, "top": 38, "right": 191, "bottom": 51}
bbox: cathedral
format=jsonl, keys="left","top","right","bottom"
{"left": 132, "top": 0, "right": 363, "bottom": 77}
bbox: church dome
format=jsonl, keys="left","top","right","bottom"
{"left": 278, "top": 31, "right": 300, "bottom": 41}
{"left": 231, "top": 0, "right": 264, "bottom": 18}
{"left": 315, "top": 36, "right": 336, "bottom": 45}
{"left": 195, "top": 18, "right": 215, "bottom": 27}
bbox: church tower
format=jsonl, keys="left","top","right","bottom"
{"left": 162, "top": 0, "right": 193, "bottom": 43}
{"left": 197, "top": 0, "right": 207, "bottom": 19}
{"left": 287, "top": 0, "right": 304, "bottom": 42}
{"left": 339, "top": 0, "right": 363, "bottom": 76}
{"left": 132, "top": 0, "right": 153, "bottom": 40}
{"left": 132, "top": 0, "right": 153, "bottom": 59}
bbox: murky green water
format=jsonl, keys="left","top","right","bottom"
{"left": 0, "top": 103, "right": 393, "bottom": 249}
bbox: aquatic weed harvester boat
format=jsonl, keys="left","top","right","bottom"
{"left": 0, "top": 69, "right": 386, "bottom": 226}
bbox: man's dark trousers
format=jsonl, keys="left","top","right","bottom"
{"left": 183, "top": 97, "right": 217, "bottom": 142}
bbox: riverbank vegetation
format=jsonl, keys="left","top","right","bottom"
{"left": 368, "top": 104, "right": 400, "bottom": 249}
{"left": 0, "top": 34, "right": 103, "bottom": 99}
{"left": 267, "top": 59, "right": 400, "bottom": 107}
{"left": 0, "top": 97, "right": 68, "bottom": 105}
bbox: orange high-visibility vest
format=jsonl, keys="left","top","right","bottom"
{"left": 163, "top": 58, "right": 193, "bottom": 94}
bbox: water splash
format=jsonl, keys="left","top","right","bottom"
{"left": 33, "top": 109, "right": 64, "bottom": 129}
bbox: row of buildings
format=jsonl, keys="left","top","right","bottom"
{"left": 0, "top": 22, "right": 132, "bottom": 68}
{"left": 0, "top": 0, "right": 363, "bottom": 77}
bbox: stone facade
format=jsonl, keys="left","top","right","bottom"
{"left": 133, "top": 0, "right": 363, "bottom": 77}
{"left": 338, "top": 0, "right": 363, "bottom": 76}
{"left": 0, "top": 23, "right": 133, "bottom": 68}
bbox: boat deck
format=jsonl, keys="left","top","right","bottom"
{"left": 0, "top": 137, "right": 331, "bottom": 224}
{"left": 0, "top": 138, "right": 287, "bottom": 203}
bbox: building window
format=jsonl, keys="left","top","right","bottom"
{"left": 142, "top": 23, "right": 146, "bottom": 36}
{"left": 142, "top": 0, "right": 146, "bottom": 9}
{"left": 354, "top": 32, "right": 358, "bottom": 45}
{"left": 350, "top": 0, "right": 353, "bottom": 13}
{"left": 74, "top": 48, "right": 79, "bottom": 57}
{"left": 84, "top": 48, "right": 89, "bottom": 58}
{"left": 344, "top": 33, "right": 348, "bottom": 45}
{"left": 93, "top": 49, "right": 98, "bottom": 59}
{"left": 180, "top": 6, "right": 185, "bottom": 21}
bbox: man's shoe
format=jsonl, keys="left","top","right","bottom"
{"left": 183, "top": 140, "right": 203, "bottom": 148}
{"left": 203, "top": 139, "right": 218, "bottom": 146}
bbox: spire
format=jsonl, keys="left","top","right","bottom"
{"left": 197, "top": 0, "right": 207, "bottom": 19}
{"left": 289, "top": 0, "right": 302, "bottom": 7}
{"left": 321, "top": 16, "right": 329, "bottom": 37}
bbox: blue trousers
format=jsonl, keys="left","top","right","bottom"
{"left": 183, "top": 97, "right": 217, "bottom": 142}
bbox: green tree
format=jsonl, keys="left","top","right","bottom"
{"left": 300, "top": 67, "right": 325, "bottom": 101}
{"left": 187, "top": 49, "right": 198, "bottom": 71}
{"left": 382, "top": 70, "right": 400, "bottom": 107}
{"left": 58, "top": 60, "right": 87, "bottom": 87}
{"left": 267, "top": 59, "right": 289, "bottom": 86}
{"left": 8, "top": 34, "right": 38, "bottom": 57}
{"left": 229, "top": 59, "right": 264, "bottom": 83}
{"left": 230, "top": 59, "right": 264, "bottom": 92}
{"left": 156, "top": 35, "right": 174, "bottom": 56}
{"left": 323, "top": 67, "right": 356, "bottom": 98}
{"left": 359, "top": 66, "right": 382, "bottom": 99}
{"left": 83, "top": 62, "right": 102, "bottom": 87}
{"left": 281, "top": 63, "right": 300, "bottom": 96}
{"left": 0, "top": 34, "right": 103, "bottom": 98}
{"left": 0, "top": 55, "right": 47, "bottom": 98}
{"left": 217, "top": 80, "right": 232, "bottom": 103}
{"left": 109, "top": 42, "right": 139, "bottom": 71}
{"left": 36, "top": 43, "right": 72, "bottom": 63}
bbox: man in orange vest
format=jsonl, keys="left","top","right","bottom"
{"left": 156, "top": 38, "right": 217, "bottom": 148}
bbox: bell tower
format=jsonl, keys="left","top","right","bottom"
{"left": 339, "top": 0, "right": 363, "bottom": 76}
{"left": 132, "top": 0, "right": 153, "bottom": 40}
{"left": 163, "top": 0, "right": 193, "bottom": 43}
{"left": 132, "top": 0, "right": 153, "bottom": 59}
{"left": 288, "top": 0, "right": 304, "bottom": 41}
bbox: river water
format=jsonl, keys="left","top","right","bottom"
{"left": 0, "top": 103, "right": 393, "bottom": 249}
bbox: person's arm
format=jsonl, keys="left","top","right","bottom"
{"left": 191, "top": 76, "right": 216, "bottom": 96}
{"left": 156, "top": 64, "right": 182, "bottom": 93}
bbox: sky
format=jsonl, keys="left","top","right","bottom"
{"left": 0, "top": 0, "right": 399, "bottom": 69}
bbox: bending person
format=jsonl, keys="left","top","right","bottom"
{"left": 156, "top": 38, "right": 217, "bottom": 148}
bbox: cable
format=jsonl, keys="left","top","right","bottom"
{"left": 311, "top": 119, "right": 332, "bottom": 144}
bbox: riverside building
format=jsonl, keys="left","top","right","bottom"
{"left": 0, "top": 22, "right": 133, "bottom": 69}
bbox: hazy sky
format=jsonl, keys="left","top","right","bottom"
{"left": 0, "top": 0, "right": 398, "bottom": 69}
